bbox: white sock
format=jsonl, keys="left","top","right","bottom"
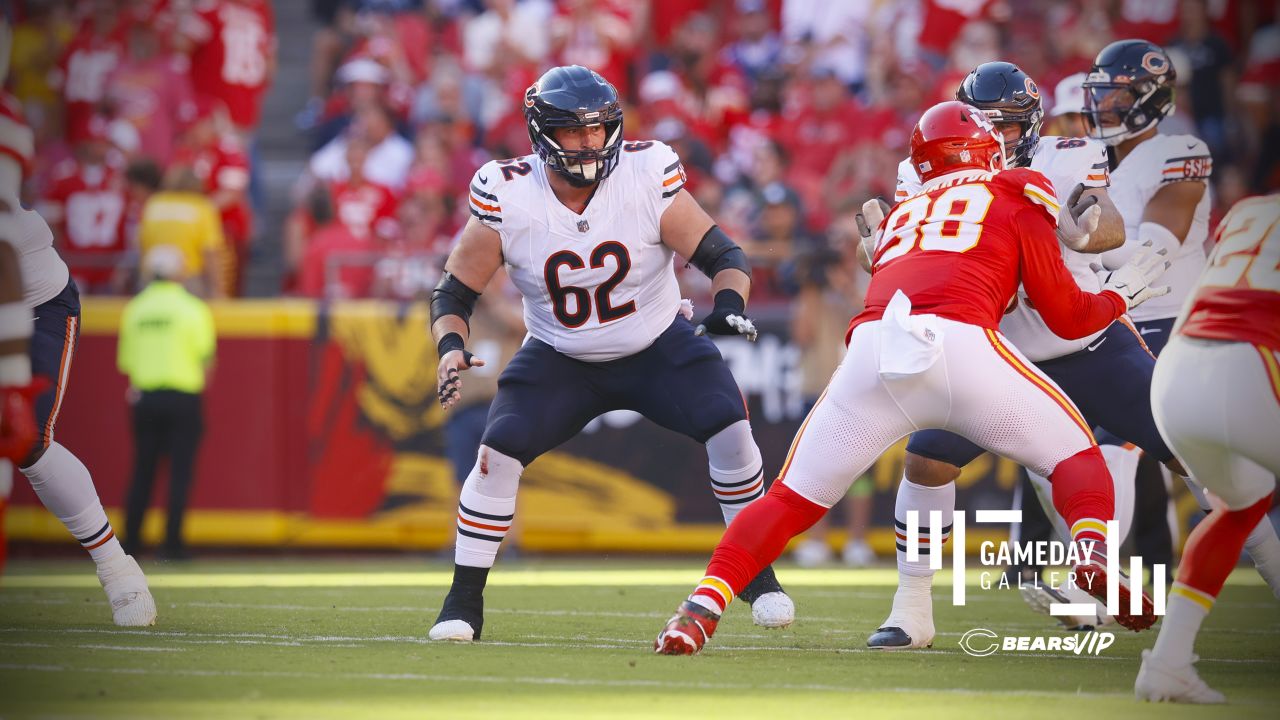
{"left": 20, "top": 442, "right": 124, "bottom": 566}
{"left": 453, "top": 446, "right": 520, "bottom": 569}
{"left": 1151, "top": 591, "right": 1209, "bottom": 667}
{"left": 1243, "top": 517, "right": 1280, "bottom": 599}
{"left": 1026, "top": 469, "right": 1070, "bottom": 543}
{"left": 1099, "top": 444, "right": 1139, "bottom": 544}
{"left": 894, "top": 476, "right": 954, "bottom": 580}
{"left": 890, "top": 573, "right": 934, "bottom": 613}
{"left": 706, "top": 420, "right": 765, "bottom": 525}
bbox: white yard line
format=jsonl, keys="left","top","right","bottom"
{"left": 0, "top": 661, "right": 1143, "bottom": 698}
{"left": 0, "top": 641, "right": 184, "bottom": 652}
{"left": 0, "top": 626, "right": 1273, "bottom": 664}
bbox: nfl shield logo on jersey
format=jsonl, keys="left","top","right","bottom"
{"left": 577, "top": 220, "right": 590, "bottom": 233}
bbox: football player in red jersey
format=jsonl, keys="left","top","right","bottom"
{"left": 1135, "top": 195, "right": 1280, "bottom": 704}
{"left": 655, "top": 101, "right": 1172, "bottom": 655}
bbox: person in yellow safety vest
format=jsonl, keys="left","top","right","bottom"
{"left": 117, "top": 245, "right": 216, "bottom": 560}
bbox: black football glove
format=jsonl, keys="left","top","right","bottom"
{"left": 695, "top": 289, "right": 758, "bottom": 341}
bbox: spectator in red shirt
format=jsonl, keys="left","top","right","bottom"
{"left": 178, "top": 0, "right": 276, "bottom": 134}
{"left": 38, "top": 116, "right": 128, "bottom": 293}
{"left": 916, "top": 0, "right": 1007, "bottom": 69}
{"left": 297, "top": 187, "right": 377, "bottom": 300}
{"left": 550, "top": 0, "right": 638, "bottom": 94}
{"left": 1110, "top": 0, "right": 1181, "bottom": 47}
{"left": 777, "top": 67, "right": 865, "bottom": 214}
{"left": 52, "top": 0, "right": 124, "bottom": 144}
{"left": 328, "top": 139, "right": 400, "bottom": 243}
{"left": 103, "top": 21, "right": 195, "bottom": 168}
{"left": 170, "top": 99, "right": 253, "bottom": 294}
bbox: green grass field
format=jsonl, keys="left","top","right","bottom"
{"left": 0, "top": 558, "right": 1276, "bottom": 719}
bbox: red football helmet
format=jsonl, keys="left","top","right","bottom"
{"left": 910, "top": 101, "right": 1006, "bottom": 182}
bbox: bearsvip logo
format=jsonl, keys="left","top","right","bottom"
{"left": 959, "top": 628, "right": 1116, "bottom": 657}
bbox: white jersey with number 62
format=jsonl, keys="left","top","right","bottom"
{"left": 467, "top": 141, "right": 687, "bottom": 362}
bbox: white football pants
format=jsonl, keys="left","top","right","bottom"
{"left": 780, "top": 315, "right": 1098, "bottom": 507}
{"left": 1152, "top": 337, "right": 1280, "bottom": 510}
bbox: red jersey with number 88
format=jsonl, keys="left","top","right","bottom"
{"left": 848, "top": 167, "right": 1127, "bottom": 343}
{"left": 1179, "top": 195, "right": 1280, "bottom": 349}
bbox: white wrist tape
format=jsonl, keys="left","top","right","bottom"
{"left": 0, "top": 301, "right": 33, "bottom": 342}
{"left": 1138, "top": 221, "right": 1181, "bottom": 257}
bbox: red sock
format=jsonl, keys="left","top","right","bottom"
{"left": 1050, "top": 446, "right": 1114, "bottom": 553}
{"left": 691, "top": 482, "right": 826, "bottom": 611}
{"left": 1177, "top": 492, "right": 1274, "bottom": 600}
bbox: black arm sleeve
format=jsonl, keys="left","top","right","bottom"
{"left": 430, "top": 272, "right": 482, "bottom": 328}
{"left": 688, "top": 225, "right": 751, "bottom": 280}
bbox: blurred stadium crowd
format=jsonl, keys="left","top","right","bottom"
{"left": 6, "top": 0, "right": 1279, "bottom": 304}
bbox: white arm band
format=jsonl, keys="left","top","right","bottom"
{"left": 0, "top": 301, "right": 33, "bottom": 343}
{"left": 1099, "top": 222, "right": 1182, "bottom": 270}
{"left": 0, "top": 353, "right": 31, "bottom": 385}
{"left": 1138, "top": 221, "right": 1181, "bottom": 256}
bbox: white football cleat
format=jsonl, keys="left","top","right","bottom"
{"left": 428, "top": 619, "right": 476, "bottom": 642}
{"left": 750, "top": 591, "right": 795, "bottom": 629}
{"left": 867, "top": 596, "right": 935, "bottom": 650}
{"left": 96, "top": 555, "right": 156, "bottom": 627}
{"left": 1135, "top": 650, "right": 1225, "bottom": 704}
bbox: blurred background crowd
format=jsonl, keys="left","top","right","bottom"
{"left": 6, "top": 0, "right": 1279, "bottom": 307}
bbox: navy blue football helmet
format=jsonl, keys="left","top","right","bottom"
{"left": 955, "top": 61, "right": 1044, "bottom": 168}
{"left": 1082, "top": 39, "right": 1176, "bottom": 146}
{"left": 524, "top": 65, "right": 624, "bottom": 187}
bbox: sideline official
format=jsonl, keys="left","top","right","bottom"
{"left": 118, "top": 246, "right": 215, "bottom": 560}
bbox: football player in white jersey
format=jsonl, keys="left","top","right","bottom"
{"left": 1083, "top": 38, "right": 1280, "bottom": 601}
{"left": 426, "top": 65, "right": 792, "bottom": 642}
{"left": 0, "top": 59, "right": 155, "bottom": 624}
{"left": 863, "top": 61, "right": 1191, "bottom": 650}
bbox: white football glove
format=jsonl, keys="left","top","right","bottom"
{"left": 1099, "top": 240, "right": 1171, "bottom": 310}
{"left": 855, "top": 197, "right": 891, "bottom": 263}
{"left": 1056, "top": 183, "right": 1102, "bottom": 252}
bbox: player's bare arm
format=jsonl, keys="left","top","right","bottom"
{"left": 431, "top": 216, "right": 502, "bottom": 409}
{"left": 659, "top": 188, "right": 757, "bottom": 340}
{"left": 1142, "top": 179, "right": 1207, "bottom": 245}
{"left": 1077, "top": 188, "right": 1124, "bottom": 252}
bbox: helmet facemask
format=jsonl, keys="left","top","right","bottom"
{"left": 1082, "top": 79, "right": 1170, "bottom": 146}
{"left": 532, "top": 116, "right": 624, "bottom": 187}
{"left": 988, "top": 113, "right": 1040, "bottom": 168}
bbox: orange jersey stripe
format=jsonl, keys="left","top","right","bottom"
{"left": 469, "top": 196, "right": 501, "bottom": 213}
{"left": 43, "top": 316, "right": 78, "bottom": 446}
{"left": 662, "top": 173, "right": 682, "bottom": 187}
{"left": 986, "top": 329, "right": 1095, "bottom": 444}
{"left": 1257, "top": 345, "right": 1280, "bottom": 408}
{"left": 457, "top": 515, "right": 510, "bottom": 532}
